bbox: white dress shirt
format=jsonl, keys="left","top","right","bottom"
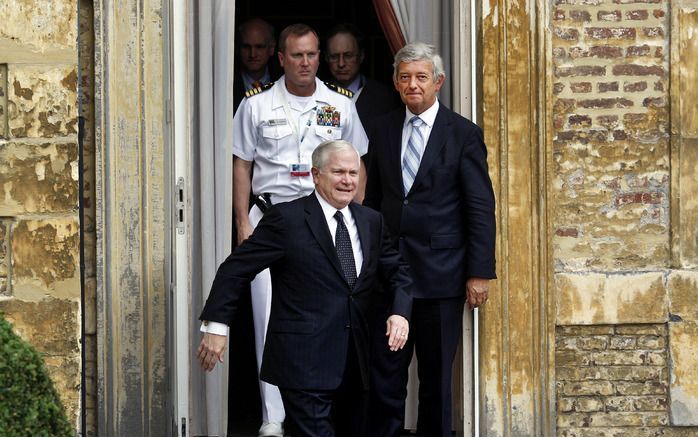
{"left": 314, "top": 192, "right": 363, "bottom": 275}
{"left": 400, "top": 99, "right": 440, "bottom": 164}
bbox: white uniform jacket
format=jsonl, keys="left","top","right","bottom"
{"left": 233, "top": 76, "right": 369, "bottom": 199}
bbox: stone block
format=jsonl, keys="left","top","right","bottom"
{"left": 0, "top": 141, "right": 78, "bottom": 214}
{"left": 0, "top": 298, "right": 80, "bottom": 426}
{"left": 615, "top": 380, "right": 667, "bottom": 396}
{"left": 557, "top": 350, "right": 594, "bottom": 367}
{"left": 11, "top": 218, "right": 80, "bottom": 298}
{"left": 668, "top": 271, "right": 698, "bottom": 320}
{"left": 576, "top": 397, "right": 605, "bottom": 412}
{"left": 559, "top": 429, "right": 669, "bottom": 437}
{"left": 559, "top": 380, "right": 615, "bottom": 396}
{"left": 615, "top": 324, "right": 667, "bottom": 336}
{"left": 664, "top": 428, "right": 698, "bottom": 437}
{"left": 633, "top": 395, "right": 669, "bottom": 411}
{"left": 0, "top": 64, "right": 7, "bottom": 138}
{"left": 0, "top": 218, "right": 8, "bottom": 277}
{"left": 585, "top": 411, "right": 650, "bottom": 426}
{"left": 0, "top": 1, "right": 77, "bottom": 62}
{"left": 556, "top": 272, "right": 667, "bottom": 325}
{"left": 604, "top": 396, "right": 637, "bottom": 412}
{"left": 7, "top": 65, "right": 78, "bottom": 138}
{"left": 591, "top": 350, "right": 652, "bottom": 366}
{"left": 669, "top": 321, "right": 698, "bottom": 425}
{"left": 558, "top": 397, "right": 577, "bottom": 412}
{"left": 558, "top": 325, "right": 616, "bottom": 336}
{"left": 637, "top": 335, "right": 665, "bottom": 349}
{"left": 558, "top": 412, "right": 593, "bottom": 427}
{"left": 609, "top": 336, "right": 637, "bottom": 349}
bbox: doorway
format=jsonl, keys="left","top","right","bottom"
{"left": 173, "top": 1, "right": 476, "bottom": 435}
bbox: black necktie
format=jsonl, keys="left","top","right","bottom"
{"left": 334, "top": 211, "right": 357, "bottom": 288}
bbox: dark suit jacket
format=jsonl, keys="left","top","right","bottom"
{"left": 200, "top": 193, "right": 412, "bottom": 390}
{"left": 233, "top": 61, "right": 282, "bottom": 113}
{"left": 354, "top": 78, "right": 401, "bottom": 137}
{"left": 364, "top": 104, "right": 496, "bottom": 299}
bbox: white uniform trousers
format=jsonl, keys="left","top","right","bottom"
{"left": 249, "top": 203, "right": 285, "bottom": 424}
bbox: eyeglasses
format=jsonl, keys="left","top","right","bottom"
{"left": 327, "top": 52, "right": 359, "bottom": 63}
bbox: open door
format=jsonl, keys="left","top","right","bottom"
{"left": 170, "top": 1, "right": 235, "bottom": 436}
{"left": 169, "top": 0, "right": 474, "bottom": 435}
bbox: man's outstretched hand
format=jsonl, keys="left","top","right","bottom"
{"left": 197, "top": 332, "right": 227, "bottom": 371}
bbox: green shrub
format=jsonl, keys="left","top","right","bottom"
{"left": 0, "top": 315, "right": 74, "bottom": 436}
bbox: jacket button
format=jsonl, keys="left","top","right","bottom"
{"left": 345, "top": 324, "right": 351, "bottom": 329}
{"left": 403, "top": 199, "right": 409, "bottom": 205}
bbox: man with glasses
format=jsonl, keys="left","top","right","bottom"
{"left": 325, "top": 24, "right": 400, "bottom": 136}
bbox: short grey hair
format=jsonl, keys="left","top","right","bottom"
{"left": 393, "top": 41, "right": 445, "bottom": 82}
{"left": 312, "top": 140, "right": 360, "bottom": 170}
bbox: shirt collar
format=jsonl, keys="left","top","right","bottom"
{"left": 314, "top": 191, "right": 351, "bottom": 223}
{"left": 404, "top": 99, "right": 439, "bottom": 128}
{"left": 344, "top": 74, "right": 364, "bottom": 94}
{"left": 241, "top": 68, "right": 270, "bottom": 90}
{"left": 273, "top": 76, "right": 329, "bottom": 109}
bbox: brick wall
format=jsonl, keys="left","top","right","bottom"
{"left": 557, "top": 324, "right": 669, "bottom": 435}
{"left": 552, "top": 0, "right": 669, "bottom": 272}
{"left": 552, "top": 0, "right": 698, "bottom": 433}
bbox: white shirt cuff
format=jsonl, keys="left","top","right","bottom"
{"left": 200, "top": 321, "right": 229, "bottom": 336}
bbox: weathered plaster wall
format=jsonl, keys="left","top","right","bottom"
{"left": 0, "top": 0, "right": 80, "bottom": 429}
{"left": 552, "top": 0, "right": 698, "bottom": 433}
{"left": 93, "top": 0, "right": 169, "bottom": 434}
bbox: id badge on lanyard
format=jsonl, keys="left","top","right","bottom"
{"left": 280, "top": 91, "right": 314, "bottom": 178}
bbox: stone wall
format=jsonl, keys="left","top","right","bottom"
{"left": 552, "top": 0, "right": 698, "bottom": 433}
{"left": 557, "top": 324, "right": 670, "bottom": 435}
{"left": 0, "top": 0, "right": 81, "bottom": 429}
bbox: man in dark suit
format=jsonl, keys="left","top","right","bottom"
{"left": 324, "top": 24, "right": 401, "bottom": 136}
{"left": 198, "top": 140, "right": 413, "bottom": 437}
{"left": 233, "top": 18, "right": 281, "bottom": 112}
{"left": 364, "top": 42, "right": 497, "bottom": 437}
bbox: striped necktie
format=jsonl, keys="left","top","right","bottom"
{"left": 402, "top": 116, "right": 425, "bottom": 194}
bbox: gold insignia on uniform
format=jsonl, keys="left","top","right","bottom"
{"left": 244, "top": 81, "right": 275, "bottom": 98}
{"left": 323, "top": 81, "right": 354, "bottom": 99}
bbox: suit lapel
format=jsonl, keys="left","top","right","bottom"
{"left": 304, "top": 195, "right": 345, "bottom": 281}
{"left": 388, "top": 111, "right": 407, "bottom": 195}
{"left": 349, "top": 203, "right": 370, "bottom": 286}
{"left": 409, "top": 106, "right": 450, "bottom": 194}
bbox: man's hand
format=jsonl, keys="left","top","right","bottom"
{"left": 466, "top": 277, "right": 490, "bottom": 310}
{"left": 233, "top": 156, "right": 254, "bottom": 245}
{"left": 236, "top": 220, "right": 253, "bottom": 246}
{"left": 197, "top": 333, "right": 227, "bottom": 371}
{"left": 386, "top": 315, "right": 409, "bottom": 351}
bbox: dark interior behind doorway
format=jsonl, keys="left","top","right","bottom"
{"left": 228, "top": 1, "right": 395, "bottom": 434}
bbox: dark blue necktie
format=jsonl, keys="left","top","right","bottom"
{"left": 334, "top": 211, "right": 357, "bottom": 288}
